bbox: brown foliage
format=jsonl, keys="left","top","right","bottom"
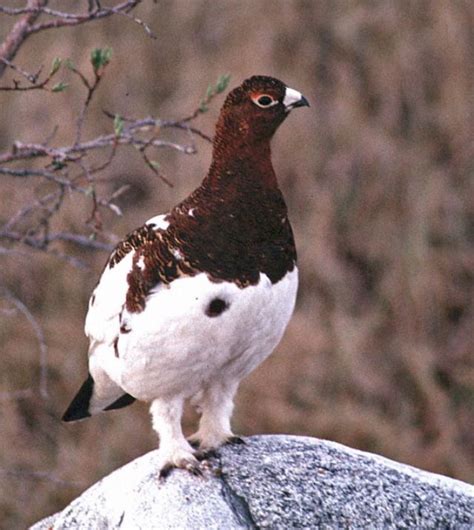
{"left": 0, "top": 1, "right": 473, "bottom": 527}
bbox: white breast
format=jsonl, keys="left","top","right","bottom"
{"left": 112, "top": 268, "right": 298, "bottom": 401}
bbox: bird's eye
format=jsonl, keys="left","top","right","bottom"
{"left": 258, "top": 95, "right": 273, "bottom": 106}
{"left": 253, "top": 94, "right": 278, "bottom": 108}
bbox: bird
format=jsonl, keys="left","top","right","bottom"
{"left": 62, "top": 75, "right": 309, "bottom": 477}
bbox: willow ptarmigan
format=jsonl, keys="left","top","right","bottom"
{"left": 63, "top": 75, "right": 309, "bottom": 476}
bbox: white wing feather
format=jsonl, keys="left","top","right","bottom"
{"left": 84, "top": 214, "right": 168, "bottom": 350}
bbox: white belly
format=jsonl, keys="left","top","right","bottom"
{"left": 114, "top": 268, "right": 298, "bottom": 401}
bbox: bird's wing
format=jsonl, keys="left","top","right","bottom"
{"left": 84, "top": 214, "right": 169, "bottom": 350}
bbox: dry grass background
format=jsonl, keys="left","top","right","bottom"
{"left": 1, "top": 1, "right": 473, "bottom": 527}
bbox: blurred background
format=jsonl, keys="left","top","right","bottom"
{"left": 1, "top": 1, "right": 473, "bottom": 527}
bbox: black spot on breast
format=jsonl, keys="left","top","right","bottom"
{"left": 90, "top": 294, "right": 96, "bottom": 306}
{"left": 205, "top": 298, "right": 229, "bottom": 317}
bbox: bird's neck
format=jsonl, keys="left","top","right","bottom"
{"left": 205, "top": 114, "right": 278, "bottom": 190}
{"left": 206, "top": 139, "right": 277, "bottom": 190}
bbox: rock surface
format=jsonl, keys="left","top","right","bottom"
{"left": 31, "top": 435, "right": 474, "bottom": 529}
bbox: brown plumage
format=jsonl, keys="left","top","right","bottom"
{"left": 109, "top": 76, "right": 303, "bottom": 313}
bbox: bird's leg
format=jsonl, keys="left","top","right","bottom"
{"left": 189, "top": 381, "right": 240, "bottom": 452}
{"left": 150, "top": 397, "right": 201, "bottom": 478}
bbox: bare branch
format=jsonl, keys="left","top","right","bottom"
{"left": 0, "top": 226, "right": 114, "bottom": 251}
{"left": 0, "top": 1, "right": 150, "bottom": 81}
{"left": 1, "top": 289, "right": 48, "bottom": 398}
{"left": 0, "top": 57, "right": 41, "bottom": 83}
{"left": 70, "top": 65, "right": 99, "bottom": 144}
{"left": 140, "top": 147, "right": 174, "bottom": 187}
{"left": 0, "top": 57, "right": 63, "bottom": 91}
{"left": 115, "top": 8, "right": 157, "bottom": 39}
{"left": 103, "top": 109, "right": 214, "bottom": 143}
{"left": 1, "top": 13, "right": 225, "bottom": 269}
{"left": 0, "top": 93, "right": 217, "bottom": 264}
{"left": 48, "top": 232, "right": 114, "bottom": 251}
{"left": 0, "top": 0, "right": 154, "bottom": 41}
{"left": 1, "top": 188, "right": 62, "bottom": 234}
{"left": 0, "top": 115, "right": 200, "bottom": 166}
{"left": 0, "top": 228, "right": 111, "bottom": 269}
{"left": 0, "top": 167, "right": 72, "bottom": 184}
{"left": 26, "top": 1, "right": 143, "bottom": 36}
{"left": 0, "top": 0, "right": 47, "bottom": 78}
{"left": 165, "top": 121, "right": 213, "bottom": 143}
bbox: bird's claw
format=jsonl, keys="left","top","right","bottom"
{"left": 226, "top": 435, "right": 246, "bottom": 445}
{"left": 188, "top": 439, "right": 200, "bottom": 449}
{"left": 158, "top": 455, "right": 204, "bottom": 481}
{"left": 195, "top": 448, "right": 219, "bottom": 461}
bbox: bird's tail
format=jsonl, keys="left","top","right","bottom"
{"left": 62, "top": 373, "right": 136, "bottom": 422}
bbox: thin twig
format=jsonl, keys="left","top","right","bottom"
{"left": 26, "top": 1, "right": 144, "bottom": 36}
{"left": 0, "top": 57, "right": 41, "bottom": 83}
{"left": 0, "top": 228, "right": 113, "bottom": 251}
{"left": 116, "top": 9, "right": 157, "bottom": 39}
{"left": 0, "top": 115, "right": 201, "bottom": 164}
{"left": 2, "top": 290, "right": 48, "bottom": 398}
{"left": 0, "top": 167, "right": 71, "bottom": 184}
{"left": 103, "top": 110, "right": 214, "bottom": 143}
{"left": 2, "top": 189, "right": 62, "bottom": 233}
{"left": 140, "top": 146, "right": 174, "bottom": 187}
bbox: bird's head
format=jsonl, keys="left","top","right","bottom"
{"left": 216, "top": 75, "right": 309, "bottom": 146}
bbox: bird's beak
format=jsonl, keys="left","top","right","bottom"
{"left": 283, "top": 87, "right": 310, "bottom": 110}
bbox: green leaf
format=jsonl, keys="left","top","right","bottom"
{"left": 215, "top": 73, "right": 231, "bottom": 93}
{"left": 197, "top": 74, "right": 231, "bottom": 113}
{"left": 51, "top": 82, "right": 68, "bottom": 93}
{"left": 49, "top": 57, "right": 62, "bottom": 76}
{"left": 91, "top": 47, "right": 113, "bottom": 72}
{"left": 65, "top": 58, "right": 75, "bottom": 70}
{"left": 113, "top": 114, "right": 124, "bottom": 137}
{"left": 149, "top": 160, "right": 160, "bottom": 169}
{"left": 205, "top": 85, "right": 214, "bottom": 100}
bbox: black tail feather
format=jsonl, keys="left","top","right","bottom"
{"left": 104, "top": 393, "right": 136, "bottom": 411}
{"left": 62, "top": 374, "right": 94, "bottom": 422}
{"left": 62, "top": 373, "right": 136, "bottom": 422}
